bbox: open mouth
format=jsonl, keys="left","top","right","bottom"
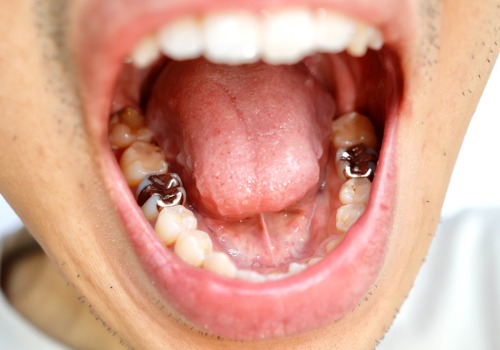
{"left": 76, "top": 0, "right": 410, "bottom": 341}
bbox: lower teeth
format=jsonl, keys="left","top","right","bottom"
{"left": 110, "top": 107, "right": 378, "bottom": 282}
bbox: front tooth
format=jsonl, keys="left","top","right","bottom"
{"left": 203, "top": 11, "right": 261, "bottom": 64}
{"left": 262, "top": 8, "right": 315, "bottom": 64}
{"left": 367, "top": 27, "right": 384, "bottom": 50}
{"left": 155, "top": 205, "right": 198, "bottom": 246}
{"left": 236, "top": 270, "right": 267, "bottom": 283}
{"left": 158, "top": 17, "right": 203, "bottom": 61}
{"left": 203, "top": 252, "right": 238, "bottom": 278}
{"left": 119, "top": 142, "right": 168, "bottom": 186}
{"left": 174, "top": 229, "right": 213, "bottom": 267}
{"left": 339, "top": 178, "right": 372, "bottom": 205}
{"left": 131, "top": 35, "right": 160, "bottom": 68}
{"left": 288, "top": 262, "right": 308, "bottom": 274}
{"left": 346, "top": 23, "right": 370, "bottom": 57}
{"left": 315, "top": 9, "right": 356, "bottom": 53}
{"left": 336, "top": 203, "right": 366, "bottom": 234}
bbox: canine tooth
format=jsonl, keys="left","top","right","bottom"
{"left": 336, "top": 203, "right": 366, "bottom": 234}
{"left": 339, "top": 178, "right": 372, "bottom": 205}
{"left": 203, "top": 11, "right": 261, "bottom": 64}
{"left": 120, "top": 142, "right": 168, "bottom": 187}
{"left": 262, "top": 8, "right": 315, "bottom": 64}
{"left": 158, "top": 17, "right": 203, "bottom": 61}
{"left": 315, "top": 9, "right": 356, "bottom": 52}
{"left": 203, "top": 252, "right": 238, "bottom": 278}
{"left": 131, "top": 35, "right": 160, "bottom": 68}
{"left": 236, "top": 270, "right": 267, "bottom": 283}
{"left": 288, "top": 262, "right": 308, "bottom": 274}
{"left": 331, "top": 112, "right": 378, "bottom": 149}
{"left": 346, "top": 23, "right": 370, "bottom": 57}
{"left": 155, "top": 205, "right": 197, "bottom": 246}
{"left": 174, "top": 229, "right": 213, "bottom": 267}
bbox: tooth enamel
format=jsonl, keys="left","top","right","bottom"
{"left": 130, "top": 8, "right": 383, "bottom": 68}
{"left": 325, "top": 237, "right": 341, "bottom": 253}
{"left": 262, "top": 8, "right": 315, "bottom": 64}
{"left": 119, "top": 142, "right": 168, "bottom": 186}
{"left": 120, "top": 107, "right": 145, "bottom": 129}
{"left": 135, "top": 127, "right": 154, "bottom": 143}
{"left": 336, "top": 203, "right": 366, "bottom": 234}
{"left": 339, "top": 178, "right": 372, "bottom": 205}
{"left": 308, "top": 257, "right": 322, "bottom": 266}
{"left": 203, "top": 11, "right": 261, "bottom": 64}
{"left": 140, "top": 194, "right": 163, "bottom": 221}
{"left": 335, "top": 147, "right": 348, "bottom": 180}
{"left": 315, "top": 9, "right": 356, "bottom": 52}
{"left": 174, "top": 229, "right": 213, "bottom": 267}
{"left": 236, "top": 270, "right": 267, "bottom": 283}
{"left": 155, "top": 205, "right": 198, "bottom": 246}
{"left": 203, "top": 252, "right": 238, "bottom": 278}
{"left": 109, "top": 123, "right": 136, "bottom": 149}
{"left": 130, "top": 35, "right": 160, "bottom": 69}
{"left": 331, "top": 112, "right": 378, "bottom": 149}
{"left": 288, "top": 262, "right": 308, "bottom": 274}
{"left": 158, "top": 17, "right": 204, "bottom": 61}
{"left": 346, "top": 23, "right": 370, "bottom": 57}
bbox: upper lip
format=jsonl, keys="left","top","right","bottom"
{"left": 72, "top": 0, "right": 412, "bottom": 340}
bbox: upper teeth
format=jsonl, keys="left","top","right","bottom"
{"left": 130, "top": 7, "right": 384, "bottom": 68}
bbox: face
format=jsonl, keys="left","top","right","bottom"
{"left": 0, "top": 0, "right": 498, "bottom": 348}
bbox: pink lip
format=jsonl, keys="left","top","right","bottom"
{"left": 73, "top": 0, "right": 410, "bottom": 340}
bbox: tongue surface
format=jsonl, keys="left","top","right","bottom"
{"left": 147, "top": 59, "right": 335, "bottom": 219}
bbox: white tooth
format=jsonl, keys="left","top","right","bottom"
{"left": 346, "top": 23, "right": 370, "bottom": 57}
{"left": 174, "top": 229, "right": 213, "bottom": 267}
{"left": 288, "top": 262, "right": 308, "bottom": 274}
{"left": 158, "top": 17, "right": 203, "bottom": 61}
{"left": 331, "top": 112, "right": 378, "bottom": 149}
{"left": 155, "top": 205, "right": 197, "bottom": 246}
{"left": 315, "top": 9, "right": 356, "bottom": 53}
{"left": 266, "top": 272, "right": 288, "bottom": 281}
{"left": 236, "top": 270, "right": 267, "bottom": 283}
{"left": 108, "top": 123, "right": 136, "bottom": 149}
{"left": 203, "top": 252, "right": 238, "bottom": 278}
{"left": 368, "top": 27, "right": 384, "bottom": 50}
{"left": 203, "top": 11, "right": 261, "bottom": 64}
{"left": 131, "top": 35, "right": 160, "bottom": 68}
{"left": 339, "top": 178, "right": 372, "bottom": 205}
{"left": 335, "top": 147, "right": 348, "bottom": 181}
{"left": 119, "top": 142, "right": 168, "bottom": 187}
{"left": 140, "top": 194, "right": 162, "bottom": 221}
{"left": 262, "top": 8, "right": 315, "bottom": 64}
{"left": 336, "top": 203, "right": 366, "bottom": 234}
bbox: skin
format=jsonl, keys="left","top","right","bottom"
{"left": 0, "top": 0, "right": 499, "bottom": 349}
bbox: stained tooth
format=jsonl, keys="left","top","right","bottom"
{"left": 308, "top": 257, "right": 322, "bottom": 266}
{"left": 262, "top": 8, "right": 315, "bottom": 64}
{"left": 119, "top": 142, "right": 168, "bottom": 187}
{"left": 174, "top": 229, "right": 213, "bottom": 267}
{"left": 154, "top": 205, "right": 197, "bottom": 246}
{"left": 336, "top": 203, "right": 366, "bottom": 234}
{"left": 203, "top": 252, "right": 238, "bottom": 278}
{"left": 331, "top": 112, "right": 378, "bottom": 149}
{"left": 203, "top": 11, "right": 261, "bottom": 64}
{"left": 346, "top": 23, "right": 370, "bottom": 57}
{"left": 109, "top": 123, "right": 135, "bottom": 149}
{"left": 120, "top": 107, "right": 145, "bottom": 129}
{"left": 288, "top": 262, "right": 308, "bottom": 274}
{"left": 158, "top": 17, "right": 203, "bottom": 61}
{"left": 130, "top": 35, "right": 160, "bottom": 68}
{"left": 315, "top": 9, "right": 356, "bottom": 52}
{"left": 339, "top": 178, "right": 372, "bottom": 205}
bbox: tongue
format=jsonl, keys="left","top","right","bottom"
{"left": 147, "top": 58, "right": 335, "bottom": 219}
